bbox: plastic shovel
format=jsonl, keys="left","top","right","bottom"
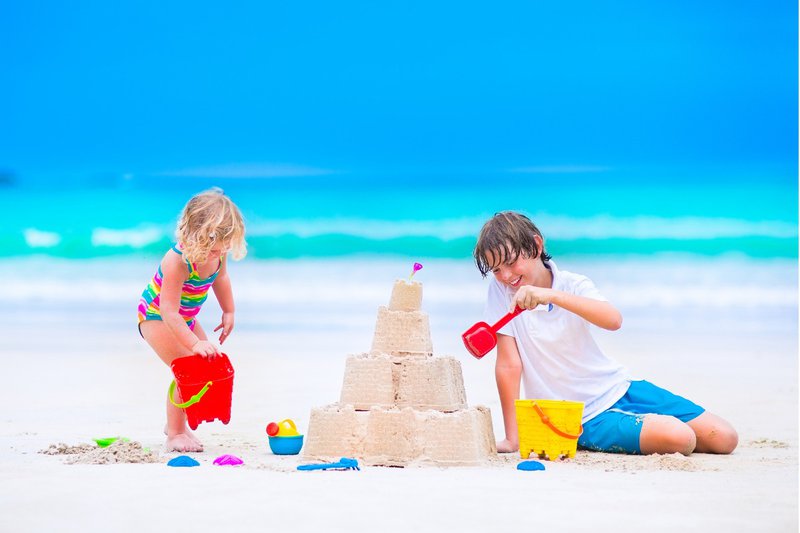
{"left": 297, "top": 457, "right": 360, "bottom": 471}
{"left": 462, "top": 306, "right": 525, "bottom": 359}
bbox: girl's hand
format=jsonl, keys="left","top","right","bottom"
{"left": 192, "top": 340, "right": 221, "bottom": 358}
{"left": 214, "top": 312, "right": 235, "bottom": 345}
{"left": 511, "top": 286, "right": 553, "bottom": 311}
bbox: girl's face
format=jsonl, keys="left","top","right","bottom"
{"left": 207, "top": 242, "right": 231, "bottom": 260}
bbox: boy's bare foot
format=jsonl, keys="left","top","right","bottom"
{"left": 497, "top": 439, "right": 519, "bottom": 453}
{"left": 166, "top": 433, "right": 204, "bottom": 452}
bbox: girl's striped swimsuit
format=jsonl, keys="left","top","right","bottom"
{"left": 137, "top": 244, "right": 220, "bottom": 331}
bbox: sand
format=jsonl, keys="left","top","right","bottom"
{"left": 40, "top": 440, "right": 161, "bottom": 465}
{"left": 0, "top": 257, "right": 797, "bottom": 532}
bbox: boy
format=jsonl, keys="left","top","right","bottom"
{"left": 474, "top": 211, "right": 738, "bottom": 455}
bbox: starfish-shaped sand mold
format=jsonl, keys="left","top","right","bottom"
{"left": 213, "top": 454, "right": 244, "bottom": 466}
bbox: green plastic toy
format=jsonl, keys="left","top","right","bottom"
{"left": 93, "top": 437, "right": 130, "bottom": 448}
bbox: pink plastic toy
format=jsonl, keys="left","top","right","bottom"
{"left": 213, "top": 454, "right": 244, "bottom": 466}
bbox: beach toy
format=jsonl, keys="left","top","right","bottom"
{"left": 268, "top": 435, "right": 304, "bottom": 455}
{"left": 462, "top": 306, "right": 525, "bottom": 359}
{"left": 266, "top": 419, "right": 303, "bottom": 454}
{"left": 213, "top": 454, "right": 244, "bottom": 466}
{"left": 517, "top": 460, "right": 546, "bottom": 471}
{"left": 93, "top": 437, "right": 129, "bottom": 448}
{"left": 516, "top": 399, "right": 584, "bottom": 460}
{"left": 462, "top": 304, "right": 553, "bottom": 359}
{"left": 297, "top": 457, "right": 360, "bottom": 471}
{"left": 169, "top": 353, "right": 235, "bottom": 430}
{"left": 408, "top": 262, "right": 423, "bottom": 280}
{"left": 167, "top": 455, "right": 200, "bottom": 467}
{"left": 266, "top": 419, "right": 300, "bottom": 437}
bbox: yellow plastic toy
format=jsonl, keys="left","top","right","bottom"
{"left": 266, "top": 418, "right": 300, "bottom": 437}
{"left": 515, "top": 399, "right": 584, "bottom": 460}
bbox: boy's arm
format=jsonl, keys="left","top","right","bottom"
{"left": 512, "top": 286, "right": 623, "bottom": 331}
{"left": 495, "top": 333, "right": 523, "bottom": 452}
{"left": 212, "top": 256, "right": 235, "bottom": 344}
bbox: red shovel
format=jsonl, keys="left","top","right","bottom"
{"left": 462, "top": 307, "right": 525, "bottom": 359}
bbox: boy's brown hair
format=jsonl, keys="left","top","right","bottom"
{"left": 473, "top": 211, "right": 551, "bottom": 277}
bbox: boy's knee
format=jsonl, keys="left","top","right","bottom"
{"left": 708, "top": 426, "right": 739, "bottom": 454}
{"left": 669, "top": 426, "right": 697, "bottom": 456}
{"left": 689, "top": 413, "right": 739, "bottom": 454}
{"left": 641, "top": 415, "right": 697, "bottom": 456}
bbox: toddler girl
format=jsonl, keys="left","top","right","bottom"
{"left": 137, "top": 188, "right": 246, "bottom": 452}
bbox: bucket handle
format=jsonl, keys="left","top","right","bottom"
{"left": 168, "top": 380, "right": 213, "bottom": 408}
{"left": 532, "top": 402, "right": 583, "bottom": 440}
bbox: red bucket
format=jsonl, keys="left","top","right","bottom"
{"left": 169, "top": 354, "right": 235, "bottom": 430}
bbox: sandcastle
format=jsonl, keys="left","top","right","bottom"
{"left": 303, "top": 277, "right": 497, "bottom": 467}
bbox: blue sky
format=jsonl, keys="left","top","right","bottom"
{"left": 1, "top": 1, "right": 796, "bottom": 183}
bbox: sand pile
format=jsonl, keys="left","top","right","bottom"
{"left": 303, "top": 278, "right": 496, "bottom": 467}
{"left": 40, "top": 440, "right": 161, "bottom": 465}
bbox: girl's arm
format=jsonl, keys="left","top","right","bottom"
{"left": 212, "top": 255, "right": 235, "bottom": 344}
{"left": 512, "top": 286, "right": 623, "bottom": 331}
{"left": 159, "top": 252, "right": 218, "bottom": 355}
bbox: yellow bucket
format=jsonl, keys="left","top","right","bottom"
{"left": 515, "top": 399, "right": 584, "bottom": 460}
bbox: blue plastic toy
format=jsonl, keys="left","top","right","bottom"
{"left": 168, "top": 455, "right": 200, "bottom": 467}
{"left": 517, "top": 460, "right": 546, "bottom": 471}
{"left": 297, "top": 457, "right": 360, "bottom": 471}
{"left": 268, "top": 435, "right": 304, "bottom": 455}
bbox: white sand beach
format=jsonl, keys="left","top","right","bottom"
{"left": 0, "top": 257, "right": 797, "bottom": 532}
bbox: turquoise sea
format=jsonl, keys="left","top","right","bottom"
{"left": 2, "top": 172, "right": 797, "bottom": 261}
{"left": 2, "top": 171, "right": 795, "bottom": 345}
{"left": 2, "top": 173, "right": 797, "bottom": 351}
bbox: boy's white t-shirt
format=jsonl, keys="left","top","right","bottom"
{"left": 484, "top": 260, "right": 630, "bottom": 422}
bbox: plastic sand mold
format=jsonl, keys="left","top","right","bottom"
{"left": 517, "top": 460, "right": 546, "bottom": 471}
{"left": 167, "top": 455, "right": 200, "bottom": 467}
{"left": 213, "top": 454, "right": 244, "bottom": 466}
{"left": 297, "top": 457, "right": 360, "bottom": 471}
{"left": 93, "top": 437, "right": 129, "bottom": 448}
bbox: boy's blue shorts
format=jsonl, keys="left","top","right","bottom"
{"left": 577, "top": 380, "right": 705, "bottom": 454}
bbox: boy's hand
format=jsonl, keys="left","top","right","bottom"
{"left": 511, "top": 285, "right": 553, "bottom": 311}
{"left": 214, "top": 312, "right": 235, "bottom": 345}
{"left": 192, "top": 340, "right": 221, "bottom": 358}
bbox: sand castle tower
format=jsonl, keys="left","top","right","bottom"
{"left": 303, "top": 276, "right": 497, "bottom": 467}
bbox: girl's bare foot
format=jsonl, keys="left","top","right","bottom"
{"left": 166, "top": 433, "right": 204, "bottom": 452}
{"left": 187, "top": 430, "right": 202, "bottom": 446}
{"left": 164, "top": 424, "right": 203, "bottom": 446}
{"left": 497, "top": 438, "right": 519, "bottom": 453}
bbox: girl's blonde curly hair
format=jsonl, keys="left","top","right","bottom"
{"left": 176, "top": 188, "right": 247, "bottom": 264}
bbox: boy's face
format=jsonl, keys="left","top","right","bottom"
{"left": 485, "top": 235, "right": 545, "bottom": 289}
{"left": 487, "top": 250, "right": 538, "bottom": 290}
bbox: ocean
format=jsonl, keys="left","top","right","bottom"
{"left": 2, "top": 173, "right": 797, "bottom": 359}
{"left": 2, "top": 173, "right": 797, "bottom": 260}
